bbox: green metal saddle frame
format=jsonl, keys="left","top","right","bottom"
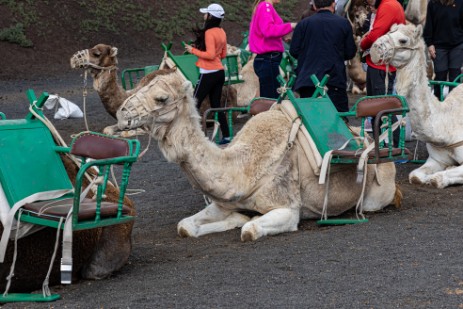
{"left": 0, "top": 90, "right": 140, "bottom": 302}
{"left": 280, "top": 75, "right": 410, "bottom": 225}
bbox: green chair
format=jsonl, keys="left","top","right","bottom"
{"left": 0, "top": 89, "right": 140, "bottom": 302}
{"left": 121, "top": 64, "right": 160, "bottom": 90}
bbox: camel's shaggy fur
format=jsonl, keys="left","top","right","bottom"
{"left": 371, "top": 23, "right": 463, "bottom": 188}
{"left": 116, "top": 72, "right": 398, "bottom": 241}
{"left": 0, "top": 155, "right": 134, "bottom": 292}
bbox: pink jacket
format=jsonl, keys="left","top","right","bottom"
{"left": 249, "top": 2, "right": 293, "bottom": 54}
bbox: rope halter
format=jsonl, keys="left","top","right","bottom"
{"left": 117, "top": 78, "right": 186, "bottom": 131}
{"left": 70, "top": 49, "right": 117, "bottom": 72}
{"left": 371, "top": 28, "right": 418, "bottom": 68}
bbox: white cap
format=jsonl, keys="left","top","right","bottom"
{"left": 199, "top": 3, "right": 225, "bottom": 19}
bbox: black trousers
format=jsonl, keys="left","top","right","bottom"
{"left": 297, "top": 85, "right": 349, "bottom": 113}
{"left": 366, "top": 66, "right": 400, "bottom": 146}
{"left": 194, "top": 70, "right": 229, "bottom": 138}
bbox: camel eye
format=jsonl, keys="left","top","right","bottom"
{"left": 399, "top": 39, "right": 407, "bottom": 45}
{"left": 92, "top": 50, "right": 101, "bottom": 57}
{"left": 156, "top": 96, "right": 168, "bottom": 104}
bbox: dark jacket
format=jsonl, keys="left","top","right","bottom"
{"left": 289, "top": 10, "right": 356, "bottom": 90}
{"left": 423, "top": 0, "right": 463, "bottom": 49}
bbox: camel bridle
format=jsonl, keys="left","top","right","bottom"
{"left": 71, "top": 49, "right": 117, "bottom": 72}
{"left": 118, "top": 79, "right": 186, "bottom": 131}
{"left": 372, "top": 30, "right": 419, "bottom": 68}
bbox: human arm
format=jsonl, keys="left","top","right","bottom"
{"left": 255, "top": 3, "right": 293, "bottom": 38}
{"left": 360, "top": 4, "right": 395, "bottom": 50}
{"left": 344, "top": 23, "right": 357, "bottom": 60}
{"left": 190, "top": 30, "right": 218, "bottom": 60}
{"left": 289, "top": 22, "right": 303, "bottom": 59}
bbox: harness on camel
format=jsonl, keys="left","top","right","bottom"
{"left": 275, "top": 75, "right": 411, "bottom": 224}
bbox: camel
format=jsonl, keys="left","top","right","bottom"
{"left": 71, "top": 44, "right": 241, "bottom": 136}
{"left": 369, "top": 23, "right": 463, "bottom": 188}
{"left": 0, "top": 154, "right": 135, "bottom": 293}
{"left": 115, "top": 72, "right": 400, "bottom": 241}
{"left": 231, "top": 54, "right": 259, "bottom": 106}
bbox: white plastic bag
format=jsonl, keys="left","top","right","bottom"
{"left": 44, "top": 94, "right": 83, "bottom": 119}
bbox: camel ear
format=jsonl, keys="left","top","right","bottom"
{"left": 414, "top": 24, "right": 423, "bottom": 38}
{"left": 390, "top": 24, "right": 399, "bottom": 32}
{"left": 110, "top": 47, "right": 118, "bottom": 57}
{"left": 182, "top": 81, "right": 193, "bottom": 95}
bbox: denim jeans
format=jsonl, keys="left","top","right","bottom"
{"left": 253, "top": 52, "right": 282, "bottom": 99}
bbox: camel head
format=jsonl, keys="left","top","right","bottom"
{"left": 116, "top": 71, "right": 197, "bottom": 139}
{"left": 70, "top": 44, "right": 118, "bottom": 73}
{"left": 370, "top": 23, "right": 424, "bottom": 69}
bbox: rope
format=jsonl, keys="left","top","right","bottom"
{"left": 42, "top": 217, "right": 64, "bottom": 297}
{"left": 83, "top": 70, "right": 90, "bottom": 131}
{"left": 2, "top": 209, "right": 23, "bottom": 297}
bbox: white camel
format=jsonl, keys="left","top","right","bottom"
{"left": 115, "top": 72, "right": 400, "bottom": 241}
{"left": 370, "top": 23, "right": 463, "bottom": 188}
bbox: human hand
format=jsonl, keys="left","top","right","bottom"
{"left": 291, "top": 22, "right": 297, "bottom": 29}
{"left": 184, "top": 44, "right": 193, "bottom": 54}
{"left": 428, "top": 45, "right": 436, "bottom": 59}
{"left": 283, "top": 33, "right": 292, "bottom": 43}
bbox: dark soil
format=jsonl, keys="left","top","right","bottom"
{"left": 2, "top": 3, "right": 463, "bottom": 308}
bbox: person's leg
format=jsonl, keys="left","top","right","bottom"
{"left": 432, "top": 48, "right": 450, "bottom": 99}
{"left": 194, "top": 73, "right": 212, "bottom": 110}
{"left": 297, "top": 86, "right": 316, "bottom": 98}
{"left": 208, "top": 71, "right": 229, "bottom": 139}
{"left": 448, "top": 43, "right": 463, "bottom": 89}
{"left": 253, "top": 54, "right": 282, "bottom": 99}
{"left": 327, "top": 86, "right": 349, "bottom": 113}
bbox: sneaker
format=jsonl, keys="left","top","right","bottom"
{"left": 218, "top": 137, "right": 231, "bottom": 145}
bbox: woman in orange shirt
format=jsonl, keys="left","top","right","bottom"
{"left": 185, "top": 3, "right": 230, "bottom": 145}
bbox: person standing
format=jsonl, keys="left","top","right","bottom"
{"left": 423, "top": 0, "right": 463, "bottom": 99}
{"left": 360, "top": 0, "right": 405, "bottom": 145}
{"left": 185, "top": 3, "right": 230, "bottom": 145}
{"left": 289, "top": 0, "right": 357, "bottom": 112}
{"left": 249, "top": 0, "right": 297, "bottom": 99}
{"left": 360, "top": 0, "right": 405, "bottom": 96}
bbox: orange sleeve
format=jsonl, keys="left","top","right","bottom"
{"left": 192, "top": 31, "right": 216, "bottom": 60}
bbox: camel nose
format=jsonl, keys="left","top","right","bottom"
{"left": 370, "top": 41, "right": 386, "bottom": 65}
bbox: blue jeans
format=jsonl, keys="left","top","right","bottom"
{"left": 254, "top": 52, "right": 282, "bottom": 99}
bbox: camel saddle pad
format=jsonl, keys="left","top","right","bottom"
{"left": 278, "top": 100, "right": 323, "bottom": 175}
{"left": 22, "top": 198, "right": 131, "bottom": 221}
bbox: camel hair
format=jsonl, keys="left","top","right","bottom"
{"left": 370, "top": 23, "right": 463, "bottom": 188}
{"left": 115, "top": 72, "right": 400, "bottom": 242}
{"left": 70, "top": 44, "right": 241, "bottom": 135}
{"left": 0, "top": 155, "right": 134, "bottom": 293}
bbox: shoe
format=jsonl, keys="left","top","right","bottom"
{"left": 394, "top": 159, "right": 409, "bottom": 164}
{"left": 237, "top": 112, "right": 250, "bottom": 119}
{"left": 218, "top": 137, "right": 231, "bottom": 145}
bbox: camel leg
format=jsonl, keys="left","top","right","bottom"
{"left": 81, "top": 222, "right": 133, "bottom": 280}
{"left": 428, "top": 165, "right": 463, "bottom": 188}
{"left": 240, "top": 208, "right": 300, "bottom": 242}
{"left": 177, "top": 203, "right": 251, "bottom": 238}
{"left": 409, "top": 157, "right": 447, "bottom": 185}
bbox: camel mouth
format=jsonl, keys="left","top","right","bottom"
{"left": 370, "top": 39, "right": 392, "bottom": 66}
{"left": 70, "top": 49, "right": 90, "bottom": 69}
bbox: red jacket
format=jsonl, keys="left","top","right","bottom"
{"left": 360, "top": 0, "right": 405, "bottom": 71}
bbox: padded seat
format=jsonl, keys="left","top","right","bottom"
{"left": 22, "top": 198, "right": 131, "bottom": 221}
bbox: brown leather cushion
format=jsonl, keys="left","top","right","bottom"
{"left": 71, "top": 133, "right": 129, "bottom": 159}
{"left": 356, "top": 97, "right": 403, "bottom": 117}
{"left": 22, "top": 198, "right": 131, "bottom": 221}
{"left": 249, "top": 99, "right": 276, "bottom": 116}
{"left": 332, "top": 147, "right": 412, "bottom": 159}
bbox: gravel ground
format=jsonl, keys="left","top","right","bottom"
{"left": 1, "top": 68, "right": 463, "bottom": 309}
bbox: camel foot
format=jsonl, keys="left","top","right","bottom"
{"left": 240, "top": 221, "right": 262, "bottom": 242}
{"left": 177, "top": 219, "right": 198, "bottom": 238}
{"left": 430, "top": 174, "right": 446, "bottom": 189}
{"left": 409, "top": 175, "right": 425, "bottom": 185}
